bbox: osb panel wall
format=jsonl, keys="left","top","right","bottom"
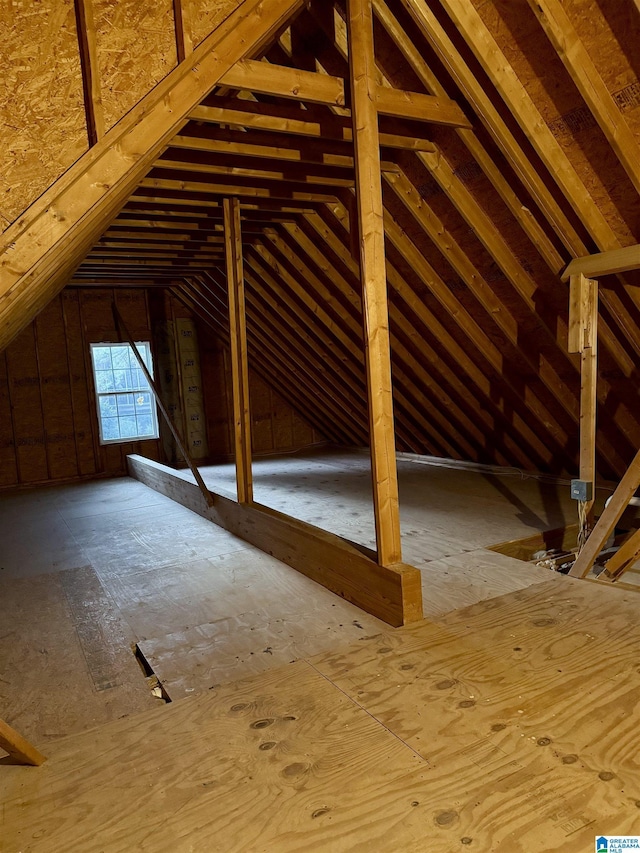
{"left": 200, "top": 335, "right": 324, "bottom": 462}
{"left": 469, "top": 0, "right": 640, "bottom": 245}
{"left": 0, "top": 0, "right": 239, "bottom": 232}
{"left": 0, "top": 288, "right": 162, "bottom": 490}
{"left": 183, "top": 0, "right": 240, "bottom": 48}
{"left": 0, "top": 0, "right": 86, "bottom": 231}
{"left": 93, "top": 0, "right": 177, "bottom": 131}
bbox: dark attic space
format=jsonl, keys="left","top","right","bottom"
{"left": 2, "top": 1, "right": 640, "bottom": 851}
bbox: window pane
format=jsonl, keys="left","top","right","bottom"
{"left": 136, "top": 414, "right": 154, "bottom": 436}
{"left": 101, "top": 417, "right": 121, "bottom": 441}
{"left": 113, "top": 369, "right": 130, "bottom": 391}
{"left": 92, "top": 346, "right": 112, "bottom": 371}
{"left": 111, "top": 346, "right": 130, "bottom": 369}
{"left": 119, "top": 416, "right": 138, "bottom": 439}
{"left": 95, "top": 370, "right": 115, "bottom": 393}
{"left": 91, "top": 342, "right": 159, "bottom": 444}
{"left": 98, "top": 395, "right": 118, "bottom": 418}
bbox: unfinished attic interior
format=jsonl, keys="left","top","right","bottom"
{"left": 4, "top": 0, "right": 640, "bottom": 847}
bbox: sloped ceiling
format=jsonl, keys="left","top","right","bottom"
{"left": 15, "top": 1, "right": 640, "bottom": 477}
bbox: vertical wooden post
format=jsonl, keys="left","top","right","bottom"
{"left": 224, "top": 197, "right": 253, "bottom": 504}
{"left": 569, "top": 273, "right": 598, "bottom": 527}
{"left": 347, "top": 0, "right": 402, "bottom": 566}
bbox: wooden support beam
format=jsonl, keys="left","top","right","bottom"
{"left": 172, "top": 0, "right": 192, "bottom": 63}
{"left": 569, "top": 274, "right": 598, "bottom": 524}
{"left": 189, "top": 100, "right": 437, "bottom": 150}
{"left": 562, "top": 245, "right": 640, "bottom": 282}
{"left": 604, "top": 527, "right": 640, "bottom": 581}
{"left": 224, "top": 198, "right": 253, "bottom": 504}
{"left": 74, "top": 0, "right": 105, "bottom": 146}
{"left": 527, "top": 0, "right": 640, "bottom": 198}
{"left": 220, "top": 59, "right": 347, "bottom": 106}
{"left": 112, "top": 304, "right": 214, "bottom": 507}
{"left": 375, "top": 85, "right": 470, "bottom": 127}
{"left": 348, "top": 0, "right": 402, "bottom": 568}
{"left": 128, "top": 455, "right": 423, "bottom": 626}
{"left": 0, "top": 719, "right": 46, "bottom": 766}
{"left": 569, "top": 449, "right": 640, "bottom": 578}
{"left": 0, "top": 0, "right": 305, "bottom": 352}
{"left": 217, "top": 58, "right": 470, "bottom": 126}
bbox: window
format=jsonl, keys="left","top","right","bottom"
{"left": 90, "top": 342, "right": 159, "bottom": 444}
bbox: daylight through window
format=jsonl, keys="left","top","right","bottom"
{"left": 90, "top": 342, "right": 159, "bottom": 444}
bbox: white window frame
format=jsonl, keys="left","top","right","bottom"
{"left": 90, "top": 342, "right": 160, "bottom": 445}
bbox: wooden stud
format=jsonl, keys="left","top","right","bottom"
{"left": 224, "top": 198, "right": 253, "bottom": 504}
{"left": 172, "top": 0, "right": 192, "bottom": 64}
{"left": 347, "top": 0, "right": 402, "bottom": 567}
{"left": 74, "top": 0, "right": 105, "bottom": 146}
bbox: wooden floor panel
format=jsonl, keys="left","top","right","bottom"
{"left": 3, "top": 576, "right": 639, "bottom": 852}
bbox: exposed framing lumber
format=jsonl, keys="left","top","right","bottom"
{"left": 569, "top": 274, "right": 599, "bottom": 523}
{"left": 74, "top": 0, "right": 105, "bottom": 146}
{"left": 0, "top": 0, "right": 306, "bottom": 352}
{"left": 372, "top": 0, "right": 564, "bottom": 275}
{"left": 0, "top": 718, "right": 46, "bottom": 766}
{"left": 569, "top": 449, "right": 640, "bottom": 578}
{"left": 217, "top": 58, "right": 470, "bottom": 126}
{"left": 604, "top": 527, "right": 640, "bottom": 581}
{"left": 189, "top": 101, "right": 438, "bottom": 151}
{"left": 112, "top": 304, "right": 214, "bottom": 508}
{"left": 348, "top": 0, "right": 402, "bottom": 567}
{"left": 224, "top": 198, "right": 253, "bottom": 504}
{"left": 127, "top": 454, "right": 423, "bottom": 626}
{"left": 562, "top": 245, "right": 640, "bottom": 282}
{"left": 527, "top": 0, "right": 640, "bottom": 197}
{"left": 172, "top": 0, "right": 192, "bottom": 63}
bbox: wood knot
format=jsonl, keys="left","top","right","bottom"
{"left": 435, "top": 810, "right": 459, "bottom": 826}
{"left": 250, "top": 718, "right": 274, "bottom": 729}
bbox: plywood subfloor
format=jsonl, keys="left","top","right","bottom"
{"left": 0, "top": 451, "right": 582, "bottom": 740}
{"left": 2, "top": 576, "right": 639, "bottom": 853}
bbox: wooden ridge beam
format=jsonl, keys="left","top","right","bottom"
{"left": 0, "top": 0, "right": 306, "bottom": 352}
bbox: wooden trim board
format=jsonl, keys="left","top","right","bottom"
{"left": 126, "top": 454, "right": 423, "bottom": 627}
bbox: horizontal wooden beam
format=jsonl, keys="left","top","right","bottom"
{"left": 190, "top": 100, "right": 438, "bottom": 150}
{"left": 562, "top": 244, "right": 640, "bottom": 281}
{"left": 220, "top": 58, "right": 347, "bottom": 106}
{"left": 375, "top": 86, "right": 470, "bottom": 126}
{"left": 218, "top": 59, "right": 470, "bottom": 127}
{"left": 128, "top": 455, "right": 423, "bottom": 627}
